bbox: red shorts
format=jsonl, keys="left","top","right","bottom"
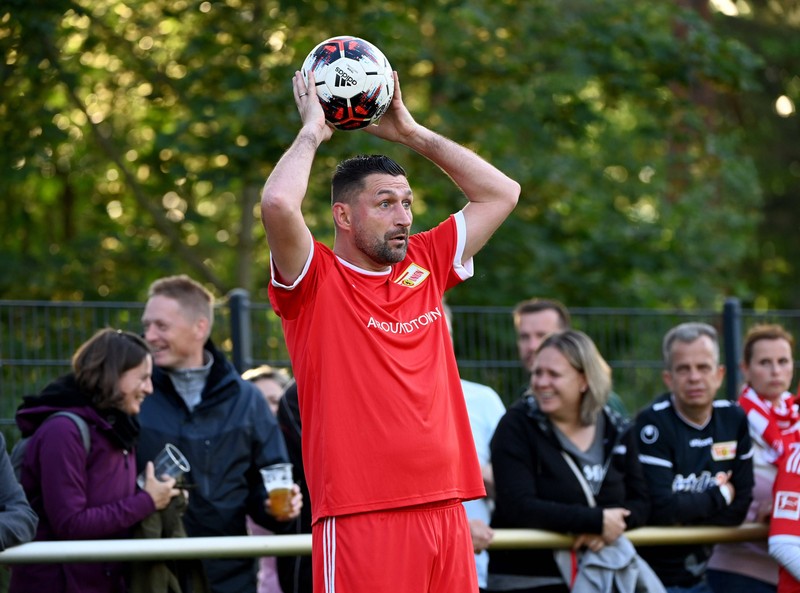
{"left": 312, "top": 500, "right": 478, "bottom": 593}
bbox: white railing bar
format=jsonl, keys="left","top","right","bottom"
{"left": 0, "top": 524, "right": 769, "bottom": 565}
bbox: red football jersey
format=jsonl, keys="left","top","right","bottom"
{"left": 269, "top": 213, "right": 485, "bottom": 523}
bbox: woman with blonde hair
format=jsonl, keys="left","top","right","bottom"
{"left": 488, "top": 330, "right": 657, "bottom": 592}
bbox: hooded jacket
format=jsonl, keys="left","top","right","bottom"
{"left": 136, "top": 340, "right": 291, "bottom": 593}
{"left": 9, "top": 374, "right": 156, "bottom": 593}
{"left": 489, "top": 395, "right": 651, "bottom": 584}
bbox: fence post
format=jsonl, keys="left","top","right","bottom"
{"left": 722, "top": 297, "right": 742, "bottom": 400}
{"left": 228, "top": 289, "right": 252, "bottom": 374}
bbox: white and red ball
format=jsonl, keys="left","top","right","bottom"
{"left": 301, "top": 36, "right": 394, "bottom": 130}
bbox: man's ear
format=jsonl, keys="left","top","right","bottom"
{"left": 332, "top": 203, "right": 351, "bottom": 229}
{"left": 195, "top": 316, "right": 210, "bottom": 343}
{"left": 662, "top": 369, "right": 673, "bottom": 391}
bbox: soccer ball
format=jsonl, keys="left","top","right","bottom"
{"left": 301, "top": 36, "right": 394, "bottom": 130}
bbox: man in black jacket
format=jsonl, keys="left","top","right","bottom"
{"left": 275, "top": 381, "right": 312, "bottom": 593}
{"left": 137, "top": 274, "right": 302, "bottom": 593}
{"left": 635, "top": 322, "right": 754, "bottom": 592}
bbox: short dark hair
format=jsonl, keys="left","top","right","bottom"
{"left": 72, "top": 328, "right": 152, "bottom": 410}
{"left": 512, "top": 298, "right": 571, "bottom": 330}
{"left": 331, "top": 154, "right": 407, "bottom": 205}
{"left": 742, "top": 323, "right": 794, "bottom": 365}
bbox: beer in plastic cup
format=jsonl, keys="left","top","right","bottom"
{"left": 260, "top": 462, "right": 293, "bottom": 520}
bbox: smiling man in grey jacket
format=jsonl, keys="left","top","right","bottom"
{"left": 137, "top": 274, "right": 302, "bottom": 593}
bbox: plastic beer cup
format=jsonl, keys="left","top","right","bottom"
{"left": 137, "top": 443, "right": 191, "bottom": 488}
{"left": 260, "top": 462, "right": 293, "bottom": 520}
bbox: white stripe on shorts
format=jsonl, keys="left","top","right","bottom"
{"left": 323, "top": 516, "right": 336, "bottom": 593}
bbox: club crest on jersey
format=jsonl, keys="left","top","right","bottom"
{"left": 640, "top": 424, "right": 659, "bottom": 444}
{"left": 775, "top": 490, "right": 800, "bottom": 520}
{"left": 394, "top": 263, "right": 430, "bottom": 288}
{"left": 711, "top": 441, "right": 737, "bottom": 461}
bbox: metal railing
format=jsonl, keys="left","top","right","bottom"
{"left": 0, "top": 524, "right": 770, "bottom": 564}
{"left": 5, "top": 295, "right": 800, "bottom": 436}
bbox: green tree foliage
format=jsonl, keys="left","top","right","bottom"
{"left": 709, "top": 0, "right": 800, "bottom": 309}
{"left": 0, "top": 0, "right": 781, "bottom": 309}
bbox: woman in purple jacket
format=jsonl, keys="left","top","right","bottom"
{"left": 10, "top": 328, "right": 180, "bottom": 593}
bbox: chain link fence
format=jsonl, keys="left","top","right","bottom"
{"left": 3, "top": 295, "right": 799, "bottom": 445}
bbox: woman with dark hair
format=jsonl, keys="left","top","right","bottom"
{"left": 488, "top": 330, "right": 659, "bottom": 593}
{"left": 10, "top": 328, "right": 180, "bottom": 593}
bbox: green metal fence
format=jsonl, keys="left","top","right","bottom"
{"left": 2, "top": 295, "right": 799, "bottom": 444}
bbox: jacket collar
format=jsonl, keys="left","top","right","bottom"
{"left": 16, "top": 373, "right": 140, "bottom": 449}
{"left": 152, "top": 338, "right": 238, "bottom": 406}
{"left": 520, "top": 392, "right": 630, "bottom": 456}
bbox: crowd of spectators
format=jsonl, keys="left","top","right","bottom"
{"left": 3, "top": 293, "right": 799, "bottom": 593}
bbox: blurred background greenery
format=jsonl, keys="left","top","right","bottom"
{"left": 1, "top": 0, "right": 798, "bottom": 311}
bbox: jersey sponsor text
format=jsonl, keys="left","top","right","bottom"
{"left": 672, "top": 471, "right": 717, "bottom": 493}
{"left": 367, "top": 307, "right": 443, "bottom": 335}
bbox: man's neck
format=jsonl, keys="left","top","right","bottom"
{"left": 166, "top": 351, "right": 214, "bottom": 412}
{"left": 671, "top": 394, "right": 712, "bottom": 428}
{"left": 333, "top": 240, "right": 392, "bottom": 273}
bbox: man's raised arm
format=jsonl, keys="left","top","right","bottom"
{"left": 261, "top": 71, "right": 332, "bottom": 286}
{"left": 364, "top": 73, "right": 520, "bottom": 262}
{"left": 407, "top": 129, "right": 520, "bottom": 262}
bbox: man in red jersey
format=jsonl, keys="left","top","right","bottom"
{"left": 261, "top": 69, "right": 519, "bottom": 593}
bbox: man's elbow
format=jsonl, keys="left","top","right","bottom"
{"left": 260, "top": 190, "right": 296, "bottom": 227}
{"left": 260, "top": 185, "right": 284, "bottom": 211}
{"left": 503, "top": 180, "right": 521, "bottom": 213}
{"left": 479, "top": 179, "right": 519, "bottom": 226}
